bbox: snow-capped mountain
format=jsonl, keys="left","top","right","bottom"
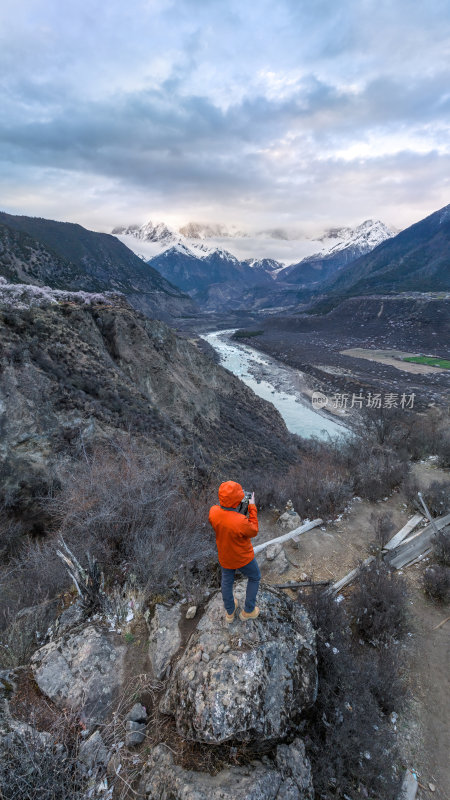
{"left": 112, "top": 217, "right": 395, "bottom": 267}
{"left": 112, "top": 220, "right": 177, "bottom": 245}
{"left": 111, "top": 217, "right": 397, "bottom": 309}
{"left": 322, "top": 219, "right": 397, "bottom": 255}
{"left": 112, "top": 220, "right": 222, "bottom": 261}
{"left": 278, "top": 219, "right": 396, "bottom": 285}
{"left": 179, "top": 222, "right": 248, "bottom": 239}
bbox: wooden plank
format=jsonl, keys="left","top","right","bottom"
{"left": 387, "top": 512, "right": 450, "bottom": 557}
{"left": 398, "top": 768, "right": 418, "bottom": 800}
{"left": 273, "top": 580, "right": 331, "bottom": 589}
{"left": 385, "top": 529, "right": 434, "bottom": 569}
{"left": 405, "top": 552, "right": 430, "bottom": 568}
{"left": 385, "top": 513, "right": 450, "bottom": 570}
{"left": 383, "top": 514, "right": 424, "bottom": 551}
{"left": 329, "top": 556, "right": 375, "bottom": 595}
{"left": 253, "top": 518, "right": 323, "bottom": 555}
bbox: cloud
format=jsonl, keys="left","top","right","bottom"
{"left": 0, "top": 0, "right": 449, "bottom": 231}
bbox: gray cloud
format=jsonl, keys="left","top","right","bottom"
{"left": 0, "top": 0, "right": 449, "bottom": 231}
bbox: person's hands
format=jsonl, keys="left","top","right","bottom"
{"left": 250, "top": 492, "right": 255, "bottom": 505}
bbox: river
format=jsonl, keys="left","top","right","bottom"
{"left": 202, "top": 329, "right": 349, "bottom": 440}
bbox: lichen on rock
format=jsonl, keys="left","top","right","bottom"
{"left": 139, "top": 738, "right": 314, "bottom": 800}
{"left": 147, "top": 602, "right": 182, "bottom": 680}
{"left": 31, "top": 624, "right": 126, "bottom": 723}
{"left": 160, "top": 585, "right": 317, "bottom": 744}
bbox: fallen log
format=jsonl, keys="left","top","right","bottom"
{"left": 328, "top": 556, "right": 375, "bottom": 595}
{"left": 273, "top": 580, "right": 331, "bottom": 589}
{"left": 432, "top": 615, "right": 450, "bottom": 631}
{"left": 383, "top": 513, "right": 424, "bottom": 551}
{"left": 253, "top": 518, "right": 323, "bottom": 555}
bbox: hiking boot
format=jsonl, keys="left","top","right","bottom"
{"left": 225, "top": 598, "right": 238, "bottom": 623}
{"left": 239, "top": 606, "right": 260, "bottom": 621}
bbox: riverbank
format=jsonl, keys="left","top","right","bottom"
{"left": 202, "top": 330, "right": 350, "bottom": 440}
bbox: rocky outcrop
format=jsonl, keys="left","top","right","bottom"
{"left": 263, "top": 542, "right": 290, "bottom": 574}
{"left": 277, "top": 510, "right": 302, "bottom": 532}
{"left": 31, "top": 625, "right": 126, "bottom": 724}
{"left": 160, "top": 584, "right": 317, "bottom": 744}
{"left": 147, "top": 602, "right": 182, "bottom": 680}
{"left": 140, "top": 738, "right": 313, "bottom": 800}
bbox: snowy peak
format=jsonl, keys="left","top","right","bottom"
{"left": 244, "top": 257, "right": 283, "bottom": 273}
{"left": 321, "top": 219, "right": 396, "bottom": 255}
{"left": 112, "top": 219, "right": 238, "bottom": 262}
{"left": 179, "top": 221, "right": 247, "bottom": 239}
{"left": 112, "top": 216, "right": 396, "bottom": 270}
{"left": 332, "top": 219, "right": 396, "bottom": 251}
{"left": 274, "top": 219, "right": 396, "bottom": 285}
{"left": 112, "top": 220, "right": 178, "bottom": 246}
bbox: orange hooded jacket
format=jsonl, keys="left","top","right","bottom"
{"left": 209, "top": 481, "right": 259, "bottom": 569}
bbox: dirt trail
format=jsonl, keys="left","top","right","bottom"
{"left": 255, "top": 459, "right": 449, "bottom": 799}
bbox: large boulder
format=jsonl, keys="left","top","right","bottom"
{"left": 160, "top": 585, "right": 317, "bottom": 744}
{"left": 140, "top": 739, "right": 313, "bottom": 800}
{"left": 31, "top": 624, "right": 126, "bottom": 723}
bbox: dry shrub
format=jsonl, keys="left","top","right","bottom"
{"left": 0, "top": 537, "right": 68, "bottom": 667}
{"left": 243, "top": 442, "right": 353, "bottom": 518}
{"left": 401, "top": 477, "right": 450, "bottom": 519}
{"left": 0, "top": 711, "right": 86, "bottom": 800}
{"left": 47, "top": 438, "right": 215, "bottom": 596}
{"left": 423, "top": 565, "right": 450, "bottom": 603}
{"left": 352, "top": 405, "right": 409, "bottom": 448}
{"left": 401, "top": 407, "right": 450, "bottom": 465}
{"left": 246, "top": 429, "right": 408, "bottom": 517}
{"left": 349, "top": 560, "right": 409, "bottom": 645}
{"left": 434, "top": 525, "right": 450, "bottom": 567}
{"left": 0, "top": 511, "right": 25, "bottom": 562}
{"left": 369, "top": 511, "right": 396, "bottom": 551}
{"left": 436, "top": 432, "right": 450, "bottom": 468}
{"left": 1, "top": 436, "right": 216, "bottom": 665}
{"left": 351, "top": 446, "right": 404, "bottom": 502}
{"left": 420, "top": 480, "right": 450, "bottom": 517}
{"left": 302, "top": 589, "right": 403, "bottom": 800}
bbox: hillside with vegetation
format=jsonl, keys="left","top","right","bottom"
{"left": 0, "top": 212, "right": 196, "bottom": 321}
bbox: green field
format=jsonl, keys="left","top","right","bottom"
{"left": 403, "top": 356, "right": 450, "bottom": 369}
{"left": 232, "top": 329, "right": 264, "bottom": 339}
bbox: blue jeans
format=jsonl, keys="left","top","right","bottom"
{"left": 221, "top": 558, "right": 261, "bottom": 614}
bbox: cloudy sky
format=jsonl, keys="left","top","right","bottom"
{"left": 1, "top": 0, "right": 450, "bottom": 235}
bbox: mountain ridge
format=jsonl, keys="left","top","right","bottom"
{"left": 311, "top": 204, "right": 450, "bottom": 302}
{"left": 0, "top": 212, "right": 196, "bottom": 321}
{"left": 140, "top": 218, "right": 396, "bottom": 311}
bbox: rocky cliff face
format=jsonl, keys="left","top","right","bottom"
{"left": 0, "top": 290, "right": 295, "bottom": 516}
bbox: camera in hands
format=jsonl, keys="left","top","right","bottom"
{"left": 237, "top": 491, "right": 253, "bottom": 515}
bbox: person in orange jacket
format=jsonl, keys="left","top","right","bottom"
{"left": 209, "top": 480, "right": 261, "bottom": 622}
